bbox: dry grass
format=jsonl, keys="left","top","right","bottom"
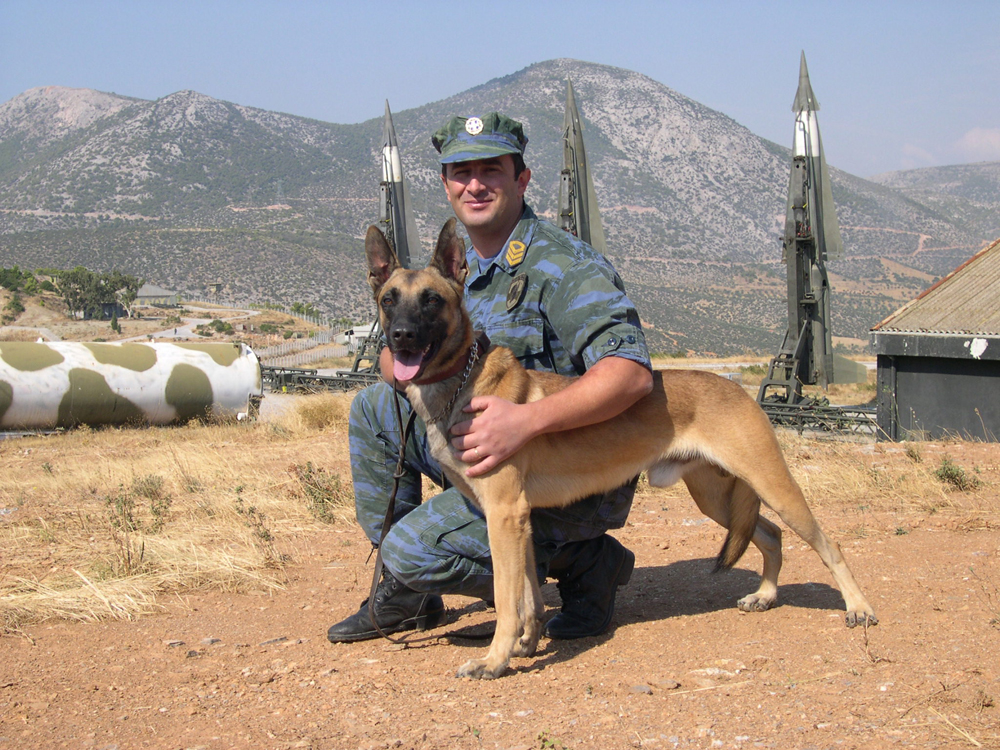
{"left": 285, "top": 391, "right": 354, "bottom": 431}
{"left": 813, "top": 369, "right": 878, "bottom": 406}
{"left": 774, "top": 432, "right": 999, "bottom": 525}
{"left": 1, "top": 389, "right": 996, "bottom": 632}
{"left": 300, "top": 354, "right": 356, "bottom": 370}
{"left": 727, "top": 366, "right": 878, "bottom": 406}
{"left": 0, "top": 395, "right": 357, "bottom": 632}
{"left": 0, "top": 327, "right": 39, "bottom": 341}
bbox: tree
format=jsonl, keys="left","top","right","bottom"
{"left": 57, "top": 267, "right": 97, "bottom": 318}
{"left": 107, "top": 271, "right": 142, "bottom": 318}
{"left": 56, "top": 267, "right": 142, "bottom": 320}
{"left": 0, "top": 266, "right": 31, "bottom": 292}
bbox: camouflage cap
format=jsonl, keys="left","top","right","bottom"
{"left": 432, "top": 112, "right": 528, "bottom": 164}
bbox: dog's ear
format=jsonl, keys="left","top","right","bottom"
{"left": 430, "top": 218, "right": 468, "bottom": 287}
{"left": 365, "top": 225, "right": 399, "bottom": 296}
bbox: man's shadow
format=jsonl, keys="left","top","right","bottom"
{"left": 444, "top": 557, "right": 845, "bottom": 673}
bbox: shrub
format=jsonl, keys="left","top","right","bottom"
{"left": 934, "top": 455, "right": 982, "bottom": 492}
{"left": 288, "top": 462, "right": 353, "bottom": 524}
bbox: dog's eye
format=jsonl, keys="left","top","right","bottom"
{"left": 423, "top": 293, "right": 442, "bottom": 309}
{"left": 380, "top": 294, "right": 394, "bottom": 309}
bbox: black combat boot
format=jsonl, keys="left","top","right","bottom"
{"left": 327, "top": 569, "right": 445, "bottom": 643}
{"left": 544, "top": 535, "right": 634, "bottom": 639}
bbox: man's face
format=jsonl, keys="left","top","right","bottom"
{"left": 441, "top": 155, "right": 531, "bottom": 242}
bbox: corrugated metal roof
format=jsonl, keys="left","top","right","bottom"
{"left": 872, "top": 237, "right": 1000, "bottom": 335}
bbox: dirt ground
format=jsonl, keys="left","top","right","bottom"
{"left": 2, "top": 432, "right": 999, "bottom": 750}
{"left": 0, "top": 293, "right": 325, "bottom": 346}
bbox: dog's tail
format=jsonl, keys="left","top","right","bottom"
{"left": 713, "top": 478, "right": 760, "bottom": 573}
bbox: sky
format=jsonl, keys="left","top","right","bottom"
{"left": 3, "top": 0, "right": 1000, "bottom": 178}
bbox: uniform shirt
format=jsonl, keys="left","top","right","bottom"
{"left": 464, "top": 204, "right": 650, "bottom": 376}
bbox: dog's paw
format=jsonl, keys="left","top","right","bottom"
{"left": 512, "top": 638, "right": 538, "bottom": 658}
{"left": 456, "top": 658, "right": 507, "bottom": 680}
{"left": 845, "top": 611, "right": 878, "bottom": 628}
{"left": 737, "top": 593, "right": 776, "bottom": 612}
{"left": 513, "top": 621, "right": 541, "bottom": 657}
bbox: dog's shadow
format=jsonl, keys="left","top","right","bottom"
{"left": 443, "top": 557, "right": 845, "bottom": 673}
{"left": 619, "top": 557, "right": 845, "bottom": 621}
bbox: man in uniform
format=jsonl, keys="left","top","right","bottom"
{"left": 327, "top": 112, "right": 652, "bottom": 643}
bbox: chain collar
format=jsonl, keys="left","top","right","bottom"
{"left": 426, "top": 336, "right": 485, "bottom": 425}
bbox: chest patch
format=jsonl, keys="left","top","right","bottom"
{"left": 506, "top": 274, "right": 528, "bottom": 312}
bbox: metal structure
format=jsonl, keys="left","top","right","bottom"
{"left": 757, "top": 52, "right": 866, "bottom": 417}
{"left": 0, "top": 341, "right": 262, "bottom": 429}
{"left": 763, "top": 401, "right": 877, "bottom": 436}
{"left": 558, "top": 80, "right": 607, "bottom": 255}
{"left": 260, "top": 327, "right": 385, "bottom": 393}
{"left": 264, "top": 102, "right": 420, "bottom": 394}
{"left": 377, "top": 100, "right": 421, "bottom": 269}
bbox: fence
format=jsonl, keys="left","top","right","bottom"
{"left": 175, "top": 294, "right": 354, "bottom": 366}
{"left": 254, "top": 328, "right": 339, "bottom": 358}
{"left": 262, "top": 341, "right": 352, "bottom": 369}
{"left": 179, "top": 294, "right": 334, "bottom": 328}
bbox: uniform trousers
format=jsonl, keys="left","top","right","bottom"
{"left": 349, "top": 382, "right": 637, "bottom": 598}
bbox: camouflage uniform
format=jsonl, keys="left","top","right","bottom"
{"left": 349, "top": 204, "right": 650, "bottom": 598}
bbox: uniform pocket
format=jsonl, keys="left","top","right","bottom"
{"left": 484, "top": 315, "right": 547, "bottom": 367}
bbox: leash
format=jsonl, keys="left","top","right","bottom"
{"left": 367, "top": 377, "right": 420, "bottom": 643}
{"left": 366, "top": 333, "right": 490, "bottom": 643}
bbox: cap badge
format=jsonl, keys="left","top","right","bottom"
{"left": 465, "top": 117, "right": 484, "bottom": 136}
{"left": 505, "top": 240, "right": 526, "bottom": 267}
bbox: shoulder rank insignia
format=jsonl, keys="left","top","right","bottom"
{"left": 505, "top": 240, "right": 526, "bottom": 267}
{"left": 506, "top": 273, "right": 528, "bottom": 312}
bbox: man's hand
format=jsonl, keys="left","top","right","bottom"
{"left": 449, "top": 397, "right": 537, "bottom": 478}
{"left": 449, "top": 356, "right": 652, "bottom": 479}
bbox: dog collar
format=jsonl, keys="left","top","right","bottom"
{"left": 423, "top": 331, "right": 491, "bottom": 424}
{"left": 412, "top": 331, "right": 490, "bottom": 386}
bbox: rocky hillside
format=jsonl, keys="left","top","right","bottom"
{"left": 869, "top": 161, "right": 1000, "bottom": 243}
{"left": 1, "top": 60, "right": 996, "bottom": 354}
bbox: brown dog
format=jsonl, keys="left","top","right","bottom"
{"left": 365, "top": 218, "right": 877, "bottom": 680}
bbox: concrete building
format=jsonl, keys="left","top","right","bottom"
{"left": 870, "top": 238, "right": 1000, "bottom": 441}
{"left": 136, "top": 283, "right": 180, "bottom": 307}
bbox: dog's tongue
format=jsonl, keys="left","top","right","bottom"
{"left": 393, "top": 350, "right": 424, "bottom": 382}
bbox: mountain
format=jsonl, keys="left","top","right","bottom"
{"left": 869, "top": 162, "right": 1000, "bottom": 242}
{"left": 1, "top": 61, "right": 996, "bottom": 355}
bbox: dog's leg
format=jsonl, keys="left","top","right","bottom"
{"left": 682, "top": 465, "right": 783, "bottom": 611}
{"left": 738, "top": 515, "right": 782, "bottom": 612}
{"left": 744, "top": 459, "right": 878, "bottom": 627}
{"left": 513, "top": 543, "right": 544, "bottom": 658}
{"left": 764, "top": 482, "right": 877, "bottom": 626}
{"left": 457, "top": 484, "right": 531, "bottom": 679}
{"left": 693, "top": 402, "right": 877, "bottom": 627}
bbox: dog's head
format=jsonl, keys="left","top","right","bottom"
{"left": 365, "top": 218, "right": 474, "bottom": 384}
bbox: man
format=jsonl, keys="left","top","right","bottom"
{"left": 327, "top": 112, "right": 652, "bottom": 643}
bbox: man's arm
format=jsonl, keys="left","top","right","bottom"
{"left": 449, "top": 356, "right": 653, "bottom": 478}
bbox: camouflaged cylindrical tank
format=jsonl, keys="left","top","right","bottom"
{"left": 0, "top": 341, "right": 263, "bottom": 429}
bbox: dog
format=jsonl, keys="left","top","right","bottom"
{"left": 364, "top": 218, "right": 877, "bottom": 680}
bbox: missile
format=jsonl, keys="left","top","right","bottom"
{"left": 785, "top": 52, "right": 863, "bottom": 388}
{"left": 760, "top": 52, "right": 864, "bottom": 404}
{"left": 379, "top": 101, "right": 421, "bottom": 268}
{"left": 558, "top": 80, "right": 607, "bottom": 255}
{"left": 786, "top": 51, "right": 843, "bottom": 263}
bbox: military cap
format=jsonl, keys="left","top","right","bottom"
{"left": 431, "top": 112, "right": 528, "bottom": 164}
